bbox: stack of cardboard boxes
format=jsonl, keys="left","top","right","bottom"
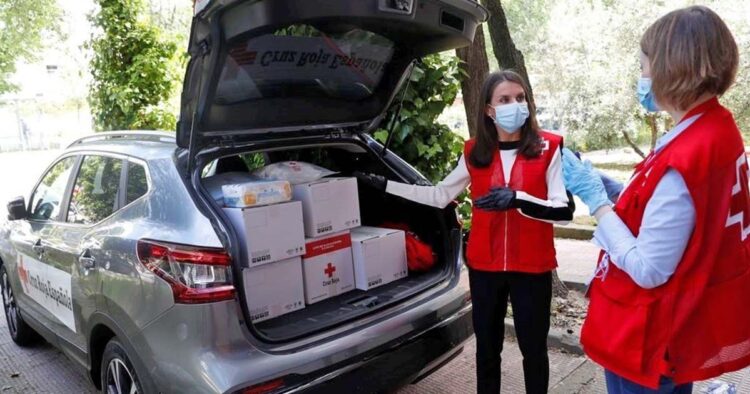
{"left": 221, "top": 176, "right": 409, "bottom": 323}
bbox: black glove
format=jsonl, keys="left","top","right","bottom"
{"left": 473, "top": 187, "right": 517, "bottom": 211}
{"left": 354, "top": 171, "right": 387, "bottom": 191}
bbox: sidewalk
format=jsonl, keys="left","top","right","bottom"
{"left": 555, "top": 238, "right": 601, "bottom": 288}
{"left": 551, "top": 238, "right": 750, "bottom": 393}
{"left": 396, "top": 337, "right": 590, "bottom": 394}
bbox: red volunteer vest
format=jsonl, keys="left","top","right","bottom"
{"left": 581, "top": 98, "right": 750, "bottom": 388}
{"left": 464, "top": 131, "right": 562, "bottom": 273}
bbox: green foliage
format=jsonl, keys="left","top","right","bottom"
{"left": 241, "top": 153, "right": 267, "bottom": 171}
{"left": 0, "top": 0, "right": 60, "bottom": 94}
{"left": 373, "top": 53, "right": 472, "bottom": 221}
{"left": 88, "top": 0, "right": 180, "bottom": 131}
{"left": 374, "top": 54, "right": 465, "bottom": 183}
{"left": 503, "top": 0, "right": 750, "bottom": 151}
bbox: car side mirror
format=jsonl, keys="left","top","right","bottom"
{"left": 7, "top": 196, "right": 28, "bottom": 221}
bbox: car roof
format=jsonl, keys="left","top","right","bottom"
{"left": 65, "top": 131, "right": 178, "bottom": 161}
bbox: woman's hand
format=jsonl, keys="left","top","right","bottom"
{"left": 473, "top": 187, "right": 517, "bottom": 211}
{"left": 561, "top": 148, "right": 611, "bottom": 214}
{"left": 597, "top": 170, "right": 624, "bottom": 203}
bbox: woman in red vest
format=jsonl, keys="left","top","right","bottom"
{"left": 562, "top": 6, "right": 750, "bottom": 393}
{"left": 357, "top": 70, "right": 574, "bottom": 394}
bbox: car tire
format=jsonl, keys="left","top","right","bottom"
{"left": 1, "top": 265, "right": 40, "bottom": 346}
{"left": 100, "top": 338, "right": 144, "bottom": 394}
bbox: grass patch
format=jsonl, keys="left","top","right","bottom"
{"left": 594, "top": 162, "right": 638, "bottom": 171}
{"left": 573, "top": 216, "right": 597, "bottom": 226}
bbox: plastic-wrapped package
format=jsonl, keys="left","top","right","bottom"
{"left": 252, "top": 161, "right": 337, "bottom": 185}
{"left": 203, "top": 172, "right": 257, "bottom": 204}
{"left": 221, "top": 180, "right": 292, "bottom": 208}
{"left": 204, "top": 171, "right": 292, "bottom": 207}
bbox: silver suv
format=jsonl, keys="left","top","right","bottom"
{"left": 0, "top": 1, "right": 487, "bottom": 393}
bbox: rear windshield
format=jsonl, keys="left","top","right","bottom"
{"left": 216, "top": 25, "right": 395, "bottom": 104}
{"left": 201, "top": 22, "right": 405, "bottom": 132}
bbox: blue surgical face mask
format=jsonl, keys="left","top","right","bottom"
{"left": 492, "top": 102, "right": 529, "bottom": 133}
{"left": 637, "top": 77, "right": 659, "bottom": 112}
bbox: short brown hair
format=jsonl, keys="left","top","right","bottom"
{"left": 640, "top": 6, "right": 738, "bottom": 111}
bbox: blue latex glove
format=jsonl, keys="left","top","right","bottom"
{"left": 561, "top": 148, "right": 611, "bottom": 214}
{"left": 597, "top": 170, "right": 624, "bottom": 203}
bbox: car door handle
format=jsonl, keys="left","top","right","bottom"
{"left": 78, "top": 250, "right": 96, "bottom": 269}
{"left": 32, "top": 239, "right": 45, "bottom": 255}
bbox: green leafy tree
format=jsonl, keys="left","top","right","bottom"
{"left": 373, "top": 53, "right": 472, "bottom": 223}
{"left": 88, "top": 0, "right": 179, "bottom": 131}
{"left": 502, "top": 0, "right": 750, "bottom": 151}
{"left": 374, "top": 54, "right": 465, "bottom": 183}
{"left": 0, "top": 0, "right": 60, "bottom": 94}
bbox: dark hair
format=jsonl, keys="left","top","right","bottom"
{"left": 641, "top": 6, "right": 738, "bottom": 111}
{"left": 469, "top": 70, "right": 542, "bottom": 168}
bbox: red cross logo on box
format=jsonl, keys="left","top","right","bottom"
{"left": 324, "top": 262, "right": 336, "bottom": 278}
{"left": 726, "top": 154, "right": 750, "bottom": 241}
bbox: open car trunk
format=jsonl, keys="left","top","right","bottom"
{"left": 198, "top": 138, "right": 461, "bottom": 341}
{"left": 180, "top": 0, "right": 486, "bottom": 343}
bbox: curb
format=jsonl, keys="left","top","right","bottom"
{"left": 562, "top": 280, "right": 588, "bottom": 293}
{"left": 503, "top": 318, "right": 585, "bottom": 356}
{"left": 553, "top": 224, "right": 595, "bottom": 240}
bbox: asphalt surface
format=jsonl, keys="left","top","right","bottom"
{"left": 0, "top": 309, "right": 593, "bottom": 394}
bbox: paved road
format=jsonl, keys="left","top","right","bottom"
{"left": 0, "top": 308, "right": 592, "bottom": 394}
{"left": 0, "top": 318, "right": 95, "bottom": 393}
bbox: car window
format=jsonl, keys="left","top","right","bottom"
{"left": 67, "top": 155, "right": 123, "bottom": 225}
{"left": 29, "top": 157, "right": 77, "bottom": 221}
{"left": 125, "top": 161, "right": 148, "bottom": 205}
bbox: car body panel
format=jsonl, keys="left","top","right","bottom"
{"left": 0, "top": 1, "right": 485, "bottom": 392}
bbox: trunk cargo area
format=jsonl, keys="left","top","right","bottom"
{"left": 201, "top": 139, "right": 459, "bottom": 341}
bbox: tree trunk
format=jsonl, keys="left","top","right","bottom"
{"left": 481, "top": 0, "right": 572, "bottom": 297}
{"left": 481, "top": 0, "right": 535, "bottom": 107}
{"left": 551, "top": 270, "right": 569, "bottom": 299}
{"left": 456, "top": 26, "right": 490, "bottom": 138}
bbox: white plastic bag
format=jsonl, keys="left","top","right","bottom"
{"left": 252, "top": 161, "right": 336, "bottom": 185}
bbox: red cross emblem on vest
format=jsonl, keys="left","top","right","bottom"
{"left": 726, "top": 153, "right": 750, "bottom": 241}
{"left": 540, "top": 139, "right": 550, "bottom": 152}
{"left": 324, "top": 262, "right": 336, "bottom": 278}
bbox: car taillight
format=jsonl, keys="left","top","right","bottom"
{"left": 236, "top": 379, "right": 286, "bottom": 394}
{"left": 137, "top": 239, "right": 235, "bottom": 304}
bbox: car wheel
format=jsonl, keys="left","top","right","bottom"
{"left": 1, "top": 265, "right": 39, "bottom": 346}
{"left": 101, "top": 338, "right": 143, "bottom": 394}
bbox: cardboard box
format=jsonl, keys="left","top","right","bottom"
{"left": 243, "top": 257, "right": 305, "bottom": 323}
{"left": 302, "top": 231, "right": 355, "bottom": 304}
{"left": 223, "top": 201, "right": 306, "bottom": 267}
{"left": 350, "top": 226, "right": 408, "bottom": 290}
{"left": 222, "top": 179, "right": 292, "bottom": 208}
{"left": 292, "top": 177, "right": 361, "bottom": 237}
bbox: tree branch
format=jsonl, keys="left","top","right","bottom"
{"left": 622, "top": 129, "right": 646, "bottom": 158}
{"left": 480, "top": 0, "right": 535, "bottom": 107}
